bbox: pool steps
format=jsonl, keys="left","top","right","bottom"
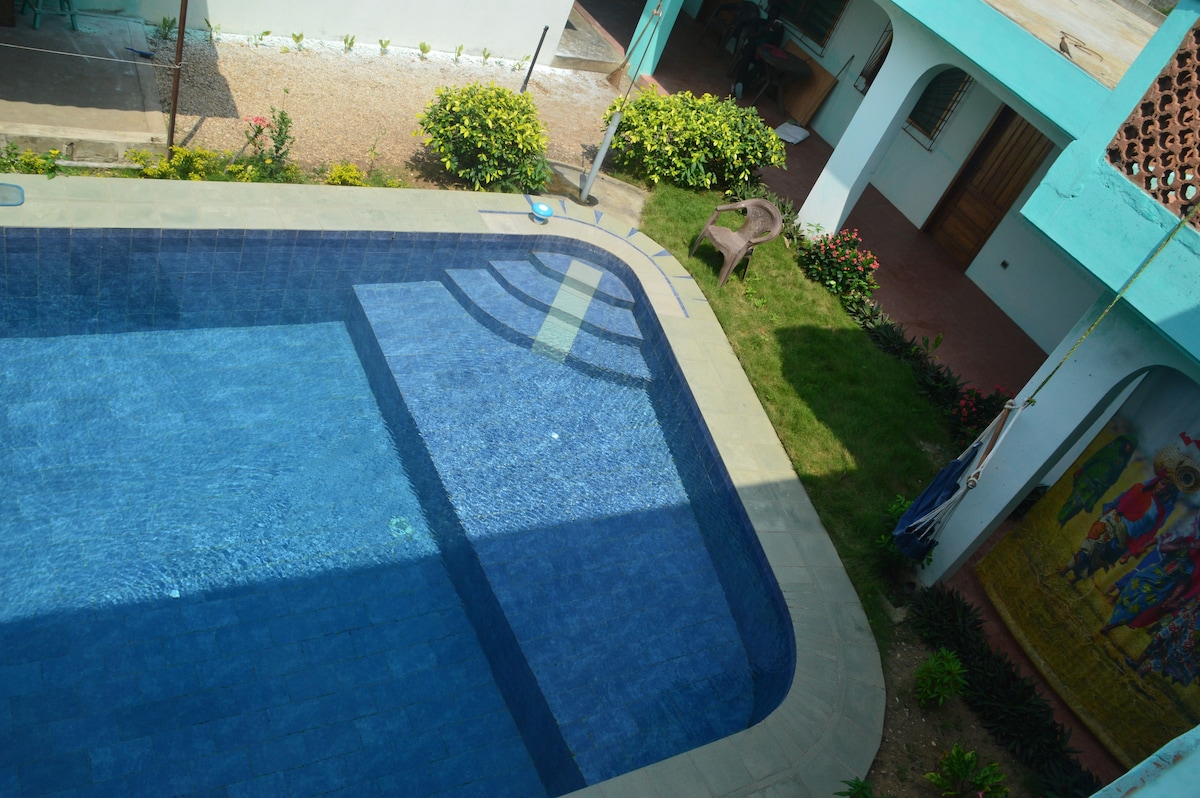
{"left": 442, "top": 252, "right": 650, "bottom": 387}
{"left": 487, "top": 256, "right": 643, "bottom": 346}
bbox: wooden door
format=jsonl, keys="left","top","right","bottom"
{"left": 925, "top": 106, "right": 1054, "bottom": 267}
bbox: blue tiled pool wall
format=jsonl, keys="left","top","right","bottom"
{"left": 0, "top": 228, "right": 551, "bottom": 339}
{"left": 629, "top": 291, "right": 796, "bottom": 724}
{"left": 346, "top": 298, "right": 584, "bottom": 797}
{"left": 0, "top": 225, "right": 794, "bottom": 754}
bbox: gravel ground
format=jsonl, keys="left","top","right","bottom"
{"left": 149, "top": 30, "right": 629, "bottom": 182}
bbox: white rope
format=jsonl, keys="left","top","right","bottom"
{"left": 0, "top": 40, "right": 181, "bottom": 69}
{"left": 966, "top": 399, "right": 1025, "bottom": 488}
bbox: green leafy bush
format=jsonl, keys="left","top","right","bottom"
{"left": 2, "top": 143, "right": 61, "bottom": 178}
{"left": 242, "top": 107, "right": 300, "bottom": 183}
{"left": 130, "top": 146, "right": 230, "bottom": 180}
{"left": 924, "top": 744, "right": 1007, "bottom": 797}
{"left": 798, "top": 227, "right": 880, "bottom": 303}
{"left": 325, "top": 162, "right": 367, "bottom": 186}
{"left": 915, "top": 648, "right": 967, "bottom": 707}
{"left": 603, "top": 90, "right": 786, "bottom": 189}
{"left": 417, "top": 82, "right": 552, "bottom": 192}
{"left": 834, "top": 777, "right": 893, "bottom": 798}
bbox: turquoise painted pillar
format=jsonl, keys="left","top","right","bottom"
{"left": 626, "top": 0, "right": 685, "bottom": 80}
{"left": 796, "top": 17, "right": 944, "bottom": 233}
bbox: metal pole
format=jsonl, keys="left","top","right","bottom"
{"left": 520, "top": 25, "right": 550, "bottom": 94}
{"left": 167, "top": 0, "right": 189, "bottom": 151}
{"left": 581, "top": 1, "right": 664, "bottom": 203}
{"left": 580, "top": 111, "right": 620, "bottom": 203}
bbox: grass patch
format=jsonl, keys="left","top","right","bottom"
{"left": 641, "top": 183, "right": 953, "bottom": 638}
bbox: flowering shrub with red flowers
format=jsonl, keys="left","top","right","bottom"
{"left": 798, "top": 228, "right": 881, "bottom": 303}
{"left": 953, "top": 384, "right": 1012, "bottom": 448}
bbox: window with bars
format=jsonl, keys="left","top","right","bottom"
{"left": 905, "top": 67, "right": 972, "bottom": 147}
{"left": 780, "top": 0, "right": 849, "bottom": 49}
{"left": 854, "top": 24, "right": 892, "bottom": 94}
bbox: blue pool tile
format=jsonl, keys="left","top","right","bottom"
{"left": 227, "top": 769, "right": 290, "bottom": 798}
{"left": 152, "top": 723, "right": 217, "bottom": 762}
{"left": 191, "top": 749, "right": 254, "bottom": 791}
{"left": 266, "top": 697, "right": 331, "bottom": 737}
{"left": 206, "top": 709, "right": 271, "bottom": 752}
{"left": 89, "top": 736, "right": 154, "bottom": 781}
{"left": 214, "top": 622, "right": 274, "bottom": 657}
{"left": 302, "top": 721, "right": 363, "bottom": 761}
{"left": 226, "top": 677, "right": 292, "bottom": 714}
{"left": 247, "top": 732, "right": 308, "bottom": 776}
{"left": 137, "top": 662, "right": 199, "bottom": 701}
{"left": 285, "top": 664, "right": 339, "bottom": 702}
{"left": 9, "top": 687, "right": 80, "bottom": 726}
{"left": 0, "top": 657, "right": 43, "bottom": 696}
{"left": 123, "top": 763, "right": 195, "bottom": 797}
{"left": 179, "top": 598, "right": 241, "bottom": 632}
{"left": 18, "top": 751, "right": 93, "bottom": 796}
{"left": 286, "top": 755, "right": 356, "bottom": 796}
{"left": 3, "top": 624, "right": 71, "bottom": 665}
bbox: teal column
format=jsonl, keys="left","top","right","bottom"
{"left": 626, "top": 0, "right": 686, "bottom": 80}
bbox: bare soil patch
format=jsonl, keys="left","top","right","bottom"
{"left": 869, "top": 622, "right": 1039, "bottom": 798}
{"left": 149, "top": 30, "right": 626, "bottom": 185}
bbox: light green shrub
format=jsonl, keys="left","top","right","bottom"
{"left": 925, "top": 744, "right": 1008, "bottom": 797}
{"left": 1, "top": 143, "right": 61, "bottom": 177}
{"left": 129, "top": 146, "right": 229, "bottom": 180}
{"left": 325, "top": 162, "right": 367, "bottom": 186}
{"left": 603, "top": 90, "right": 786, "bottom": 189}
{"left": 914, "top": 647, "right": 967, "bottom": 707}
{"left": 416, "top": 82, "right": 552, "bottom": 192}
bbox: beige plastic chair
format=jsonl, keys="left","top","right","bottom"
{"left": 689, "top": 198, "right": 784, "bottom": 286}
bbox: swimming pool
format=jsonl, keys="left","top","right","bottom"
{"left": 0, "top": 225, "right": 794, "bottom": 797}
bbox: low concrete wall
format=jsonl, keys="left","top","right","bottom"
{"left": 75, "top": 0, "right": 573, "bottom": 61}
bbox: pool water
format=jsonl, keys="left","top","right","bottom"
{"left": 0, "top": 228, "right": 792, "bottom": 797}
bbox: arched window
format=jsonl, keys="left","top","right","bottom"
{"left": 906, "top": 67, "right": 972, "bottom": 147}
{"left": 780, "top": 0, "right": 849, "bottom": 50}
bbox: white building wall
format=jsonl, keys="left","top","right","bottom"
{"left": 75, "top": 0, "right": 572, "bottom": 61}
{"left": 804, "top": 0, "right": 890, "bottom": 143}
{"left": 967, "top": 158, "right": 1108, "bottom": 352}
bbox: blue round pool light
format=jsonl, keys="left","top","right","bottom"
{"left": 530, "top": 202, "right": 554, "bottom": 224}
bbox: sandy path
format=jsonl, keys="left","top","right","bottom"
{"left": 151, "top": 31, "right": 628, "bottom": 180}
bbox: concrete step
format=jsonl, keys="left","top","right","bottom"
{"left": 551, "top": 5, "right": 624, "bottom": 74}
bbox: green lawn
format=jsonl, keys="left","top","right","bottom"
{"left": 640, "top": 184, "right": 953, "bottom": 639}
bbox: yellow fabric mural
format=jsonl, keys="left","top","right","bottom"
{"left": 978, "top": 370, "right": 1200, "bottom": 767}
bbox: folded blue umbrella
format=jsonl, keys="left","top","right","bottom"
{"left": 892, "top": 441, "right": 983, "bottom": 561}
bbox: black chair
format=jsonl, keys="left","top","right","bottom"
{"left": 701, "top": 1, "right": 762, "bottom": 54}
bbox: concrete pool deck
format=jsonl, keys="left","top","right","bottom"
{"left": 0, "top": 174, "right": 885, "bottom": 798}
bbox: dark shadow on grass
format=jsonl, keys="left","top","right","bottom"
{"left": 772, "top": 323, "right": 949, "bottom": 540}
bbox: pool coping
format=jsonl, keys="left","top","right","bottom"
{"left": 0, "top": 175, "right": 885, "bottom": 798}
